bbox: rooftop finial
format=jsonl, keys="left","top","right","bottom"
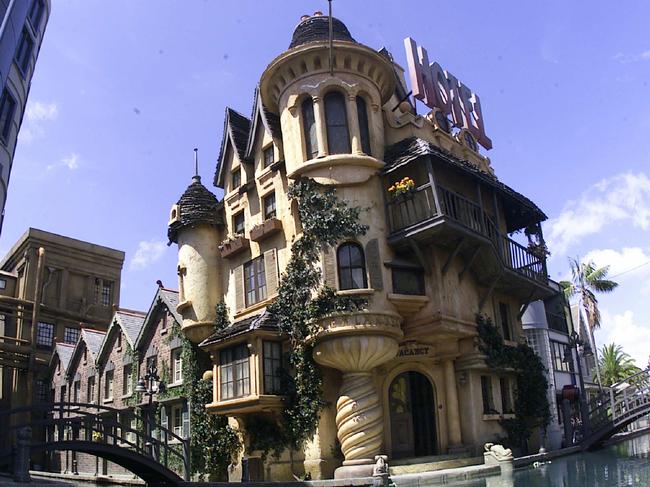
{"left": 192, "top": 148, "right": 201, "bottom": 183}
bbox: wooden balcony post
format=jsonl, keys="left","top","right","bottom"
{"left": 425, "top": 156, "right": 442, "bottom": 215}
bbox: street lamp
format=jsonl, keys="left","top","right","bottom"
{"left": 135, "top": 362, "right": 166, "bottom": 456}
{"left": 564, "top": 331, "right": 591, "bottom": 439}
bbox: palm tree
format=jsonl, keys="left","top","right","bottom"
{"left": 560, "top": 257, "right": 618, "bottom": 389}
{"left": 599, "top": 343, "right": 640, "bottom": 387}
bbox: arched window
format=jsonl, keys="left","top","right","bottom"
{"left": 356, "top": 96, "right": 371, "bottom": 155}
{"left": 337, "top": 242, "right": 367, "bottom": 290}
{"left": 324, "top": 91, "right": 351, "bottom": 154}
{"left": 302, "top": 97, "right": 318, "bottom": 159}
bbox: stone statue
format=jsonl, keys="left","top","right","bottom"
{"left": 484, "top": 443, "right": 513, "bottom": 461}
{"left": 372, "top": 455, "right": 390, "bottom": 487}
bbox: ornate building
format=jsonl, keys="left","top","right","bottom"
{"left": 168, "top": 13, "right": 555, "bottom": 481}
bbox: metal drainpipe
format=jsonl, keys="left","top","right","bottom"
{"left": 27, "top": 247, "right": 46, "bottom": 401}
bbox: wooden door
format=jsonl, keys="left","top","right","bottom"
{"left": 390, "top": 373, "right": 414, "bottom": 458}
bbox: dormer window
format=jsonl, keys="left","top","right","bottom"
{"left": 263, "top": 146, "right": 274, "bottom": 168}
{"left": 324, "top": 91, "right": 350, "bottom": 154}
{"left": 302, "top": 97, "right": 318, "bottom": 159}
{"left": 356, "top": 96, "right": 371, "bottom": 156}
{"left": 232, "top": 168, "right": 241, "bottom": 189}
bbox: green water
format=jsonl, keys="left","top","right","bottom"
{"left": 458, "top": 433, "right": 650, "bottom": 487}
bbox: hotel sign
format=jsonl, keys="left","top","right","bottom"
{"left": 404, "top": 37, "right": 492, "bottom": 150}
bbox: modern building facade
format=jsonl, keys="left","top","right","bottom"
{"left": 168, "top": 13, "right": 557, "bottom": 481}
{"left": 522, "top": 281, "right": 581, "bottom": 450}
{"left": 0, "top": 0, "right": 51, "bottom": 232}
{"left": 0, "top": 227, "right": 124, "bottom": 459}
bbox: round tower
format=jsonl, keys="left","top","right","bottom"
{"left": 168, "top": 174, "right": 222, "bottom": 343}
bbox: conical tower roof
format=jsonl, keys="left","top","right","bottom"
{"left": 168, "top": 175, "right": 221, "bottom": 244}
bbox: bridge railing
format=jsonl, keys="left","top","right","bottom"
{"left": 584, "top": 367, "right": 650, "bottom": 447}
{"left": 0, "top": 401, "right": 190, "bottom": 481}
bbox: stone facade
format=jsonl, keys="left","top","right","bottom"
{"left": 168, "top": 12, "right": 557, "bottom": 481}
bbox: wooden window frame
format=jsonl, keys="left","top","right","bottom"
{"left": 263, "top": 341, "right": 282, "bottom": 395}
{"left": 219, "top": 343, "right": 250, "bottom": 400}
{"left": 337, "top": 242, "right": 367, "bottom": 290}
{"left": 244, "top": 256, "right": 267, "bottom": 307}
{"left": 263, "top": 192, "right": 276, "bottom": 220}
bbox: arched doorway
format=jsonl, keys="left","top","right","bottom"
{"left": 389, "top": 371, "right": 437, "bottom": 458}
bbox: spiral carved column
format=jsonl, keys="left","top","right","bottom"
{"left": 313, "top": 312, "right": 402, "bottom": 478}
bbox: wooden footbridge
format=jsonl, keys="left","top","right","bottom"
{"left": 583, "top": 367, "right": 650, "bottom": 450}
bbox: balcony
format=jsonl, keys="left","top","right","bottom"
{"left": 386, "top": 183, "right": 548, "bottom": 287}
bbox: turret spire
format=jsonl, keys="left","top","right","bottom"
{"left": 193, "top": 148, "right": 199, "bottom": 182}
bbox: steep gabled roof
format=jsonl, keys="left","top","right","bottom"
{"left": 50, "top": 342, "right": 75, "bottom": 372}
{"left": 214, "top": 108, "right": 251, "bottom": 187}
{"left": 383, "top": 137, "right": 547, "bottom": 232}
{"left": 66, "top": 328, "right": 106, "bottom": 376}
{"left": 244, "top": 87, "right": 282, "bottom": 160}
{"left": 96, "top": 309, "right": 146, "bottom": 366}
{"left": 134, "top": 287, "right": 182, "bottom": 351}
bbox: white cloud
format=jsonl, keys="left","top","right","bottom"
{"left": 582, "top": 247, "right": 650, "bottom": 278}
{"left": 130, "top": 240, "right": 167, "bottom": 270}
{"left": 47, "top": 152, "right": 80, "bottom": 171}
{"left": 26, "top": 101, "right": 58, "bottom": 121}
{"left": 19, "top": 100, "right": 58, "bottom": 143}
{"left": 596, "top": 310, "right": 650, "bottom": 367}
{"left": 613, "top": 50, "right": 650, "bottom": 64}
{"left": 546, "top": 173, "right": 650, "bottom": 256}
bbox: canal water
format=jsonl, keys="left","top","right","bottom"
{"left": 457, "top": 433, "right": 650, "bottom": 487}
{"left": 18, "top": 433, "right": 650, "bottom": 486}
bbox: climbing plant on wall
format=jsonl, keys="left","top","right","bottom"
{"left": 261, "top": 177, "right": 368, "bottom": 455}
{"left": 165, "top": 320, "right": 241, "bottom": 480}
{"left": 476, "top": 314, "right": 551, "bottom": 453}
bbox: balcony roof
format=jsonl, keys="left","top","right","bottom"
{"left": 383, "top": 137, "right": 547, "bottom": 233}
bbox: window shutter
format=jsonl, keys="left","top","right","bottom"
{"left": 182, "top": 402, "right": 190, "bottom": 438}
{"left": 321, "top": 245, "right": 337, "bottom": 288}
{"left": 264, "top": 249, "right": 279, "bottom": 296}
{"left": 234, "top": 265, "right": 245, "bottom": 312}
{"left": 161, "top": 405, "right": 168, "bottom": 427}
{"left": 365, "top": 239, "right": 383, "bottom": 291}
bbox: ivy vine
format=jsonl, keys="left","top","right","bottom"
{"left": 476, "top": 314, "right": 551, "bottom": 453}
{"left": 164, "top": 320, "right": 241, "bottom": 480}
{"left": 255, "top": 177, "right": 368, "bottom": 456}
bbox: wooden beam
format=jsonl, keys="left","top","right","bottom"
{"left": 408, "top": 239, "right": 430, "bottom": 275}
{"left": 458, "top": 247, "right": 481, "bottom": 283}
{"left": 479, "top": 271, "right": 502, "bottom": 311}
{"left": 442, "top": 238, "right": 465, "bottom": 275}
{"left": 425, "top": 156, "right": 442, "bottom": 215}
{"left": 517, "top": 289, "right": 537, "bottom": 320}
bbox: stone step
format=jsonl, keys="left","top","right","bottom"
{"left": 389, "top": 456, "right": 483, "bottom": 475}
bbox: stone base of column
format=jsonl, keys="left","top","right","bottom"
{"left": 334, "top": 461, "right": 375, "bottom": 479}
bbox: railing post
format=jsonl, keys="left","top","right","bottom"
{"left": 610, "top": 389, "right": 616, "bottom": 421}
{"left": 183, "top": 436, "right": 191, "bottom": 481}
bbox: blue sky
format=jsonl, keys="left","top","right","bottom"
{"left": 3, "top": 1, "right": 650, "bottom": 363}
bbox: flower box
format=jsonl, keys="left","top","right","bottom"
{"left": 219, "top": 235, "right": 250, "bottom": 258}
{"left": 250, "top": 218, "right": 283, "bottom": 242}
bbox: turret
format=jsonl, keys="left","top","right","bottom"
{"left": 259, "top": 13, "right": 395, "bottom": 186}
{"left": 168, "top": 172, "right": 223, "bottom": 343}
